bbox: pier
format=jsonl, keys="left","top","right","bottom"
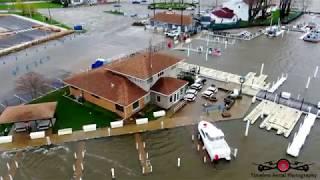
{"left": 178, "top": 62, "right": 269, "bottom": 96}
{"left": 73, "top": 141, "right": 86, "bottom": 180}
{"left": 135, "top": 133, "right": 152, "bottom": 174}
{"left": 256, "top": 90, "right": 320, "bottom": 115}
{"left": 2, "top": 151, "right": 22, "bottom": 180}
{"left": 287, "top": 113, "right": 317, "bottom": 157}
{"left": 244, "top": 100, "right": 302, "bottom": 137}
{"left": 204, "top": 31, "right": 263, "bottom": 41}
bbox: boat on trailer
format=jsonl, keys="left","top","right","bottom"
{"left": 198, "top": 121, "right": 231, "bottom": 161}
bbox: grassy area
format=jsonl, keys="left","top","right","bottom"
{"left": 104, "top": 10, "right": 124, "bottom": 16}
{"left": 8, "top": 12, "right": 71, "bottom": 29}
{"left": 0, "top": 124, "right": 12, "bottom": 136}
{"left": 0, "top": 0, "right": 45, "bottom": 3}
{"left": 148, "top": 2, "right": 195, "bottom": 10}
{"left": 0, "top": 2, "right": 62, "bottom": 10}
{"left": 30, "top": 88, "right": 120, "bottom": 132}
{"left": 137, "top": 104, "right": 163, "bottom": 120}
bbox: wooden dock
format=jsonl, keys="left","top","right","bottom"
{"left": 73, "top": 141, "right": 86, "bottom": 180}
{"left": 2, "top": 151, "right": 22, "bottom": 180}
{"left": 134, "top": 133, "right": 152, "bottom": 174}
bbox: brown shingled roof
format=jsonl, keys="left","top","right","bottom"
{"left": 64, "top": 69, "right": 148, "bottom": 106}
{"left": 151, "top": 12, "right": 193, "bottom": 26}
{"left": 151, "top": 77, "right": 188, "bottom": 96}
{"left": 106, "top": 52, "right": 183, "bottom": 80}
{"left": 0, "top": 102, "right": 57, "bottom": 124}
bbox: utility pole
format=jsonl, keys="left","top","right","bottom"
{"left": 153, "top": 0, "right": 155, "bottom": 17}
{"left": 181, "top": 0, "right": 183, "bottom": 32}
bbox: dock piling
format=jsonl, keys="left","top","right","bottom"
{"left": 161, "top": 121, "right": 164, "bottom": 129}
{"left": 203, "top": 156, "right": 207, "bottom": 163}
{"left": 197, "top": 144, "right": 200, "bottom": 151}
{"left": 245, "top": 120, "right": 250, "bottom": 137}
{"left": 306, "top": 76, "right": 311, "bottom": 89}
{"left": 234, "top": 148, "right": 238, "bottom": 158}
{"left": 6, "top": 163, "right": 10, "bottom": 171}
{"left": 108, "top": 128, "right": 111, "bottom": 136}
{"left": 260, "top": 63, "right": 264, "bottom": 76}
{"left": 314, "top": 66, "right": 318, "bottom": 78}
{"left": 177, "top": 158, "right": 181, "bottom": 168}
{"left": 111, "top": 168, "right": 115, "bottom": 179}
{"left": 191, "top": 134, "right": 194, "bottom": 141}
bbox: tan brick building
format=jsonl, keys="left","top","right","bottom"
{"left": 64, "top": 52, "right": 188, "bottom": 119}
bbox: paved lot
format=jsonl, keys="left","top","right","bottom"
{"left": 0, "top": 4, "right": 164, "bottom": 107}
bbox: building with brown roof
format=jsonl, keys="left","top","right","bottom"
{"left": 0, "top": 102, "right": 57, "bottom": 132}
{"left": 64, "top": 52, "right": 188, "bottom": 119}
{"left": 150, "top": 12, "right": 194, "bottom": 32}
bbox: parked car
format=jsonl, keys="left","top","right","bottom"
{"left": 208, "top": 94, "right": 218, "bottom": 102}
{"left": 190, "top": 83, "right": 203, "bottom": 90}
{"left": 224, "top": 97, "right": 235, "bottom": 110}
{"left": 201, "top": 85, "right": 218, "bottom": 98}
{"left": 202, "top": 90, "right": 214, "bottom": 98}
{"left": 186, "top": 6, "right": 195, "bottom": 11}
{"left": 195, "top": 77, "right": 206, "bottom": 85}
{"left": 165, "top": 30, "right": 180, "bottom": 38}
{"left": 184, "top": 93, "right": 196, "bottom": 102}
{"left": 186, "top": 88, "right": 198, "bottom": 95}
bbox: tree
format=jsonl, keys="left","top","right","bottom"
{"left": 15, "top": 0, "right": 37, "bottom": 17}
{"left": 280, "top": 0, "right": 292, "bottom": 18}
{"left": 15, "top": 72, "right": 51, "bottom": 99}
{"left": 248, "top": 0, "right": 270, "bottom": 22}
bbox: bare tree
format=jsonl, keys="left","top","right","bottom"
{"left": 15, "top": 72, "right": 50, "bottom": 99}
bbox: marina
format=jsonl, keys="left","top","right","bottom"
{"left": 0, "top": 0, "right": 319, "bottom": 179}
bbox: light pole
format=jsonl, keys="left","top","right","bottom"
{"left": 239, "top": 76, "right": 245, "bottom": 95}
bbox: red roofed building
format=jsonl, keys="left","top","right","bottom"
{"left": 64, "top": 52, "right": 188, "bottom": 119}
{"left": 211, "top": 7, "right": 238, "bottom": 24}
{"left": 150, "top": 12, "right": 194, "bottom": 32}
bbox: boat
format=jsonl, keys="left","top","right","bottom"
{"left": 303, "top": 30, "right": 320, "bottom": 43}
{"left": 208, "top": 48, "right": 222, "bottom": 56}
{"left": 212, "top": 48, "right": 222, "bottom": 56}
{"left": 198, "top": 121, "right": 231, "bottom": 161}
{"left": 265, "top": 18, "right": 284, "bottom": 38}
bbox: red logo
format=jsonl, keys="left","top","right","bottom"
{"left": 277, "top": 159, "right": 290, "bottom": 172}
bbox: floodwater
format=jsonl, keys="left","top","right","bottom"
{"left": 1, "top": 2, "right": 320, "bottom": 180}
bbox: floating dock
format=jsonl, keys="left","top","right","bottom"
{"left": 287, "top": 113, "right": 317, "bottom": 157}
{"left": 267, "top": 74, "right": 288, "bottom": 93}
{"left": 244, "top": 100, "right": 302, "bottom": 137}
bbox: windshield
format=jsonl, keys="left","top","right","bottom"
{"left": 206, "top": 132, "right": 224, "bottom": 141}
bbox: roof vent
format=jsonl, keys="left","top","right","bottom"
{"left": 111, "top": 83, "right": 115, "bottom": 88}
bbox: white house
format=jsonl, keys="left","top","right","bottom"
{"left": 222, "top": 0, "right": 249, "bottom": 21}
{"left": 211, "top": 7, "right": 238, "bottom": 24}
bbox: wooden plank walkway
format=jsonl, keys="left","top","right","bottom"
{"left": 2, "top": 151, "right": 22, "bottom": 180}
{"left": 73, "top": 141, "right": 86, "bottom": 180}
{"left": 134, "top": 133, "right": 152, "bottom": 174}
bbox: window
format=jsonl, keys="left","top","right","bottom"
{"left": 170, "top": 96, "right": 172, "bottom": 102}
{"left": 157, "top": 96, "right": 161, "bottom": 102}
{"left": 174, "top": 94, "right": 177, "bottom": 102}
{"left": 158, "top": 71, "right": 164, "bottom": 77}
{"left": 91, "top": 94, "right": 100, "bottom": 99}
{"left": 115, "top": 104, "right": 124, "bottom": 112}
{"left": 133, "top": 101, "right": 139, "bottom": 110}
{"left": 180, "top": 88, "right": 184, "bottom": 95}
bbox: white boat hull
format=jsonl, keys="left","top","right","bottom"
{"left": 198, "top": 121, "right": 231, "bottom": 161}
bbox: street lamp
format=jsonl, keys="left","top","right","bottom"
{"left": 239, "top": 76, "right": 245, "bottom": 95}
